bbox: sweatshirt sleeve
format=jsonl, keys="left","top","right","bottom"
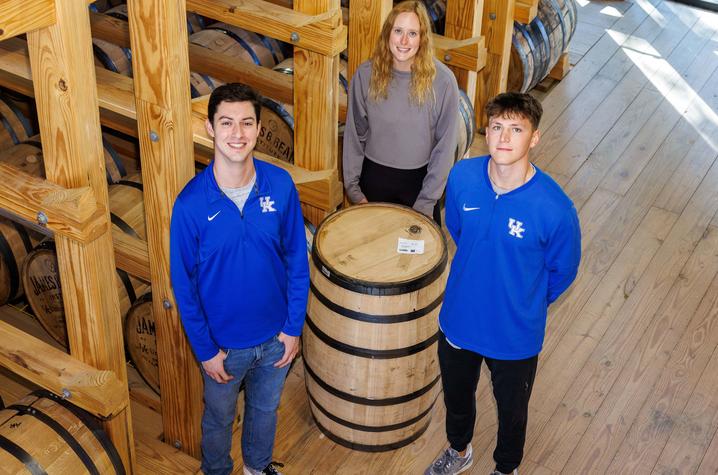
{"left": 342, "top": 66, "right": 370, "bottom": 204}
{"left": 545, "top": 204, "right": 581, "bottom": 304}
{"left": 413, "top": 70, "right": 459, "bottom": 217}
{"left": 280, "top": 182, "right": 310, "bottom": 336}
{"left": 169, "top": 199, "right": 219, "bottom": 362}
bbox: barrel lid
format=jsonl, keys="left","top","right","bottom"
{"left": 312, "top": 203, "right": 447, "bottom": 295}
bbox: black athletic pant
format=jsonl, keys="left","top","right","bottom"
{"left": 438, "top": 332, "right": 538, "bottom": 474}
{"left": 358, "top": 158, "right": 442, "bottom": 225}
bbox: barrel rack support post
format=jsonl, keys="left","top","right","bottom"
{"left": 293, "top": 0, "right": 344, "bottom": 227}
{"left": 26, "top": 0, "right": 135, "bottom": 471}
{"left": 445, "top": 0, "right": 485, "bottom": 106}
{"left": 346, "top": 0, "right": 392, "bottom": 81}
{"left": 476, "top": 0, "right": 514, "bottom": 129}
{"left": 126, "top": 0, "right": 203, "bottom": 458}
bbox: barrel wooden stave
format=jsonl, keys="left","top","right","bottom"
{"left": 0, "top": 392, "right": 123, "bottom": 474}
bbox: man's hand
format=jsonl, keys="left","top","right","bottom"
{"left": 202, "top": 350, "right": 233, "bottom": 384}
{"left": 274, "top": 333, "right": 300, "bottom": 368}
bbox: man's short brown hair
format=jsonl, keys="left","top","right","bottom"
{"left": 485, "top": 92, "right": 543, "bottom": 130}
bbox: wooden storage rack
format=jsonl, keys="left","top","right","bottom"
{"left": 0, "top": 0, "right": 533, "bottom": 472}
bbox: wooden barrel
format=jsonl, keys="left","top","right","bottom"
{"left": 257, "top": 98, "right": 294, "bottom": 163}
{"left": 455, "top": 88, "right": 475, "bottom": 161}
{"left": 22, "top": 175, "right": 149, "bottom": 347}
{"left": 0, "top": 135, "right": 127, "bottom": 185}
{"left": 0, "top": 218, "right": 42, "bottom": 305}
{"left": 508, "top": 0, "right": 578, "bottom": 92}
{"left": 190, "top": 23, "right": 283, "bottom": 69}
{"left": 304, "top": 203, "right": 448, "bottom": 451}
{"left": 0, "top": 95, "right": 33, "bottom": 148}
{"left": 0, "top": 390, "right": 125, "bottom": 474}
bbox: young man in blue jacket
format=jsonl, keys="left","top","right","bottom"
{"left": 170, "top": 83, "right": 309, "bottom": 475}
{"left": 425, "top": 93, "right": 581, "bottom": 475}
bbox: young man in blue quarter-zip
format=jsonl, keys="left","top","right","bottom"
{"left": 425, "top": 93, "right": 581, "bottom": 475}
{"left": 170, "top": 83, "right": 309, "bottom": 475}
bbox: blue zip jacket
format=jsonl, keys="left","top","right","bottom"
{"left": 439, "top": 156, "right": 581, "bottom": 359}
{"left": 170, "top": 159, "right": 309, "bottom": 362}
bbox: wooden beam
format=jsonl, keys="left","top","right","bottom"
{"left": 126, "top": 0, "right": 203, "bottom": 457}
{"left": 87, "top": 10, "right": 348, "bottom": 121}
{"left": 0, "top": 321, "right": 128, "bottom": 418}
{"left": 26, "top": 0, "right": 134, "bottom": 471}
{"left": 112, "top": 229, "right": 151, "bottom": 281}
{"left": 186, "top": 0, "right": 347, "bottom": 56}
{"left": 0, "top": 163, "right": 108, "bottom": 244}
{"left": 0, "top": 38, "right": 343, "bottom": 212}
{"left": 294, "top": 0, "right": 342, "bottom": 226}
{"left": 515, "top": 1, "right": 538, "bottom": 24}
{"left": 445, "top": 0, "right": 484, "bottom": 104}
{"left": 433, "top": 34, "right": 487, "bottom": 72}
{"left": 476, "top": 0, "right": 515, "bottom": 128}
{"left": 346, "top": 0, "right": 391, "bottom": 82}
{"left": 0, "top": 0, "right": 56, "bottom": 41}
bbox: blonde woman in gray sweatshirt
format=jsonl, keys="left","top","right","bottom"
{"left": 342, "top": 0, "right": 459, "bottom": 224}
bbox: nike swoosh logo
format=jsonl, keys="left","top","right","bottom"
{"left": 208, "top": 211, "right": 221, "bottom": 221}
{"left": 462, "top": 204, "right": 480, "bottom": 211}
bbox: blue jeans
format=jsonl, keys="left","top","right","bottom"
{"left": 200, "top": 335, "right": 289, "bottom": 475}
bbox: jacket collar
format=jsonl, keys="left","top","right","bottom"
{"left": 205, "top": 158, "right": 271, "bottom": 204}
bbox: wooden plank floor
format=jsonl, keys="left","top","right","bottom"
{"left": 3, "top": 1, "right": 718, "bottom": 473}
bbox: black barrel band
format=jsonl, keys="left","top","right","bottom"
{"left": 310, "top": 281, "right": 443, "bottom": 324}
{"left": 0, "top": 229, "right": 20, "bottom": 299}
{"left": 33, "top": 390, "right": 126, "bottom": 475}
{"left": 302, "top": 360, "right": 440, "bottom": 407}
{"left": 0, "top": 434, "right": 47, "bottom": 475}
{"left": 110, "top": 213, "right": 140, "bottom": 240}
{"left": 0, "top": 116, "right": 21, "bottom": 144}
{"left": 8, "top": 404, "right": 100, "bottom": 475}
{"left": 311, "top": 414, "right": 432, "bottom": 453}
{"left": 307, "top": 390, "right": 438, "bottom": 433}
{"left": 12, "top": 220, "right": 34, "bottom": 254}
{"left": 92, "top": 44, "right": 120, "bottom": 74}
{"left": 311, "top": 249, "right": 447, "bottom": 296}
{"left": 116, "top": 268, "right": 137, "bottom": 304}
{"left": 306, "top": 317, "right": 438, "bottom": 359}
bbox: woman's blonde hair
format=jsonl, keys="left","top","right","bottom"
{"left": 369, "top": 1, "right": 436, "bottom": 105}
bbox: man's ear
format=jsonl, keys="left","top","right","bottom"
{"left": 529, "top": 129, "right": 540, "bottom": 149}
{"left": 205, "top": 118, "right": 215, "bottom": 138}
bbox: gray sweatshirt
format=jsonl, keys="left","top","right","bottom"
{"left": 342, "top": 59, "right": 459, "bottom": 216}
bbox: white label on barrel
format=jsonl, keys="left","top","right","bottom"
{"left": 321, "top": 265, "right": 330, "bottom": 278}
{"left": 397, "top": 238, "right": 425, "bottom": 254}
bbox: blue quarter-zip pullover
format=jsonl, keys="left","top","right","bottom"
{"left": 170, "top": 159, "right": 309, "bottom": 362}
{"left": 439, "top": 155, "right": 581, "bottom": 359}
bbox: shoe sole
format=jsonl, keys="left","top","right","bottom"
{"left": 456, "top": 460, "right": 473, "bottom": 474}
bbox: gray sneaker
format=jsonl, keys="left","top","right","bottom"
{"left": 243, "top": 461, "right": 284, "bottom": 475}
{"left": 424, "top": 444, "right": 473, "bottom": 475}
{"left": 489, "top": 470, "right": 518, "bottom": 475}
